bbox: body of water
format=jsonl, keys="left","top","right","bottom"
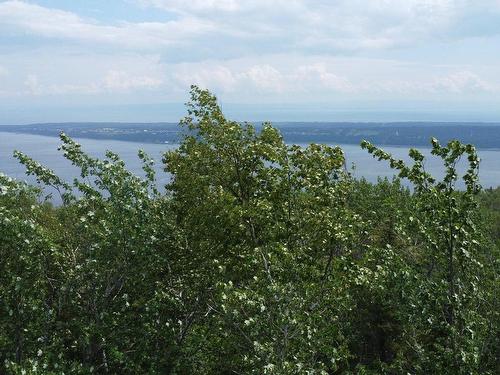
{"left": 1, "top": 132, "right": 499, "bottom": 197}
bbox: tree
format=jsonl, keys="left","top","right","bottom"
{"left": 0, "top": 86, "right": 497, "bottom": 374}
{"left": 362, "top": 139, "right": 488, "bottom": 374}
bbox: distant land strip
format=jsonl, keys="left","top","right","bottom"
{"left": 0, "top": 122, "right": 499, "bottom": 149}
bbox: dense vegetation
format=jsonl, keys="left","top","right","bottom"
{"left": 1, "top": 87, "right": 498, "bottom": 374}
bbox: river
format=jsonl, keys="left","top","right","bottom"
{"left": 1, "top": 132, "right": 499, "bottom": 197}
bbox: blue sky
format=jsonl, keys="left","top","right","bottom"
{"left": 1, "top": 0, "right": 500, "bottom": 124}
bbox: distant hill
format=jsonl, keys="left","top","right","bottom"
{"left": 0, "top": 122, "right": 179, "bottom": 144}
{"left": 1, "top": 122, "right": 499, "bottom": 149}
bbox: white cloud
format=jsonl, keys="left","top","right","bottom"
{"left": 432, "top": 71, "right": 496, "bottom": 93}
{"left": 3, "top": 0, "right": 500, "bottom": 58}
{"left": 167, "top": 58, "right": 363, "bottom": 95}
{"left": 8, "top": 52, "right": 166, "bottom": 97}
{"left": 173, "top": 65, "right": 238, "bottom": 92}
{"left": 294, "top": 63, "right": 354, "bottom": 92}
{"left": 20, "top": 72, "right": 163, "bottom": 96}
{"left": 0, "top": 1, "right": 214, "bottom": 49}
{"left": 24, "top": 74, "right": 42, "bottom": 95}
{"left": 11, "top": 54, "right": 497, "bottom": 99}
{"left": 1, "top": 1, "right": 500, "bottom": 107}
{"left": 137, "top": 0, "right": 500, "bottom": 53}
{"left": 103, "top": 70, "right": 163, "bottom": 91}
{"left": 1, "top": 43, "right": 496, "bottom": 104}
{"left": 41, "top": 70, "right": 163, "bottom": 95}
{"left": 243, "top": 65, "right": 285, "bottom": 92}
{"left": 137, "top": 0, "right": 242, "bottom": 12}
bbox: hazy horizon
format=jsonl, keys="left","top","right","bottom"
{"left": 2, "top": 102, "right": 500, "bottom": 125}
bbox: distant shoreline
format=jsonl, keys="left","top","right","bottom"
{"left": 1, "top": 121, "right": 499, "bottom": 150}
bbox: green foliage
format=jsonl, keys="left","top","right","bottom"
{"left": 361, "top": 139, "right": 489, "bottom": 374}
{"left": 0, "top": 86, "right": 498, "bottom": 374}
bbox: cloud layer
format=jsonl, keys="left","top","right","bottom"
{"left": 0, "top": 0, "right": 500, "bottom": 120}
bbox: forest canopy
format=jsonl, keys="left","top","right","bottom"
{"left": 0, "top": 86, "right": 498, "bottom": 374}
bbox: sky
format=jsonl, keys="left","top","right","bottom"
{"left": 1, "top": 0, "right": 500, "bottom": 124}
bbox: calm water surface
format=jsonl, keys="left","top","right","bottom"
{"left": 1, "top": 132, "right": 499, "bottom": 195}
